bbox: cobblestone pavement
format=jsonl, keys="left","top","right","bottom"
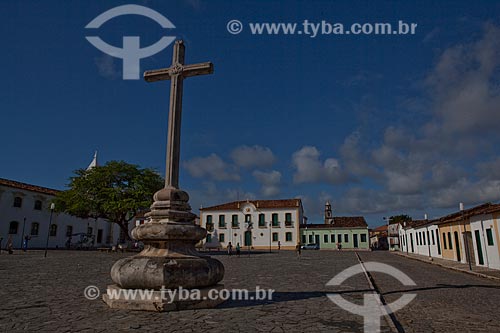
{"left": 358, "top": 251, "right": 500, "bottom": 333}
{"left": 395, "top": 252, "right": 500, "bottom": 280}
{"left": 0, "top": 250, "right": 391, "bottom": 333}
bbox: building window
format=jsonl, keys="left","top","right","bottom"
{"left": 13, "top": 197, "right": 23, "bottom": 208}
{"left": 258, "top": 214, "right": 266, "bottom": 227}
{"left": 344, "top": 234, "right": 349, "bottom": 243}
{"left": 66, "top": 225, "right": 73, "bottom": 237}
{"left": 272, "top": 213, "right": 279, "bottom": 227}
{"left": 285, "top": 213, "right": 292, "bottom": 226}
{"left": 436, "top": 230, "right": 441, "bottom": 255}
{"left": 219, "top": 233, "right": 225, "bottom": 243}
{"left": 272, "top": 232, "right": 278, "bottom": 242}
{"left": 301, "top": 235, "right": 306, "bottom": 244}
{"left": 308, "top": 235, "right": 313, "bottom": 243}
{"left": 323, "top": 234, "right": 328, "bottom": 243}
{"left": 88, "top": 227, "right": 93, "bottom": 236}
{"left": 49, "top": 224, "right": 57, "bottom": 237}
{"left": 447, "top": 232, "right": 452, "bottom": 249}
{"left": 423, "top": 232, "right": 426, "bottom": 245}
{"left": 9, "top": 221, "right": 19, "bottom": 234}
{"left": 218, "top": 215, "right": 226, "bottom": 228}
{"left": 245, "top": 214, "right": 251, "bottom": 222}
{"left": 206, "top": 234, "right": 212, "bottom": 243}
{"left": 431, "top": 230, "right": 435, "bottom": 245}
{"left": 34, "top": 200, "right": 42, "bottom": 210}
{"left": 232, "top": 215, "right": 239, "bottom": 228}
{"left": 31, "top": 222, "right": 40, "bottom": 236}
{"left": 361, "top": 234, "right": 367, "bottom": 242}
{"left": 338, "top": 234, "right": 342, "bottom": 243}
{"left": 286, "top": 232, "right": 292, "bottom": 242}
{"left": 443, "top": 233, "right": 447, "bottom": 249}
{"left": 331, "top": 234, "right": 335, "bottom": 242}
{"left": 206, "top": 215, "right": 214, "bottom": 231}
{"left": 486, "top": 228, "right": 494, "bottom": 246}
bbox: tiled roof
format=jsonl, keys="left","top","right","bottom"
{"left": 405, "top": 219, "right": 432, "bottom": 229}
{"left": 200, "top": 199, "right": 302, "bottom": 211}
{"left": 372, "top": 225, "right": 388, "bottom": 232}
{"left": 300, "top": 216, "right": 367, "bottom": 229}
{"left": 0, "top": 178, "right": 59, "bottom": 196}
{"left": 436, "top": 203, "right": 500, "bottom": 225}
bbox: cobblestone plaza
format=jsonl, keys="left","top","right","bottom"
{"left": 1, "top": 250, "right": 499, "bottom": 332}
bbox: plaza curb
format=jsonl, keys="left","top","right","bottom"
{"left": 393, "top": 252, "right": 500, "bottom": 282}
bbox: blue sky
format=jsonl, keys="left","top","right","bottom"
{"left": 2, "top": 0, "right": 500, "bottom": 227}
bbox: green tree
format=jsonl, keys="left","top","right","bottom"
{"left": 388, "top": 214, "right": 413, "bottom": 224}
{"left": 54, "top": 161, "right": 163, "bottom": 241}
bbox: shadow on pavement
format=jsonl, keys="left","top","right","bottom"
{"left": 382, "top": 283, "right": 500, "bottom": 296}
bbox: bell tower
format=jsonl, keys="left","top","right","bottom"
{"left": 325, "top": 201, "right": 334, "bottom": 224}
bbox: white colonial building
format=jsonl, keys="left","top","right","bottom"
{"left": 0, "top": 178, "right": 131, "bottom": 250}
{"left": 199, "top": 199, "right": 305, "bottom": 250}
{"left": 399, "top": 219, "right": 442, "bottom": 259}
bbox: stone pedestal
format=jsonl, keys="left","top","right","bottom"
{"left": 103, "top": 186, "right": 225, "bottom": 311}
{"left": 103, "top": 284, "right": 226, "bottom": 312}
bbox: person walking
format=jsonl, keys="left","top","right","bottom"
{"left": 227, "top": 242, "right": 233, "bottom": 256}
{"left": 236, "top": 242, "right": 241, "bottom": 257}
{"left": 6, "top": 236, "right": 14, "bottom": 255}
{"left": 278, "top": 241, "right": 281, "bottom": 251}
{"left": 295, "top": 242, "right": 301, "bottom": 259}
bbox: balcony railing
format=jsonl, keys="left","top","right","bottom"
{"left": 231, "top": 222, "right": 239, "bottom": 228}
{"left": 271, "top": 221, "right": 280, "bottom": 227}
{"left": 285, "top": 221, "right": 293, "bottom": 227}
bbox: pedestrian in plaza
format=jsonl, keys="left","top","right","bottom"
{"left": 236, "top": 242, "right": 241, "bottom": 257}
{"left": 0, "top": 236, "right": 3, "bottom": 254}
{"left": 23, "top": 235, "right": 31, "bottom": 252}
{"left": 295, "top": 242, "right": 301, "bottom": 259}
{"left": 227, "top": 242, "right": 233, "bottom": 256}
{"left": 278, "top": 241, "right": 281, "bottom": 251}
{"left": 6, "top": 236, "right": 13, "bottom": 254}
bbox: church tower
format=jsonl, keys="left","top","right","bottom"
{"left": 324, "top": 201, "right": 334, "bottom": 225}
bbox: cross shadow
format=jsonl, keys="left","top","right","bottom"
{"left": 197, "top": 251, "right": 272, "bottom": 256}
{"left": 216, "top": 289, "right": 374, "bottom": 309}
{"left": 382, "top": 283, "right": 500, "bottom": 296}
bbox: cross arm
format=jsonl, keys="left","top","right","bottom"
{"left": 182, "top": 62, "right": 214, "bottom": 78}
{"left": 143, "top": 62, "right": 214, "bottom": 82}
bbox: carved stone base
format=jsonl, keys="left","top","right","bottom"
{"left": 110, "top": 255, "right": 224, "bottom": 289}
{"left": 103, "top": 284, "right": 226, "bottom": 312}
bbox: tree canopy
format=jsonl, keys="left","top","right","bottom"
{"left": 387, "top": 214, "right": 413, "bottom": 224}
{"left": 54, "top": 161, "right": 163, "bottom": 240}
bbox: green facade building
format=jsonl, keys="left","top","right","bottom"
{"left": 299, "top": 202, "right": 370, "bottom": 250}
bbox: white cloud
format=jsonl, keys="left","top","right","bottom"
{"left": 426, "top": 23, "right": 500, "bottom": 136}
{"left": 253, "top": 170, "right": 281, "bottom": 197}
{"left": 94, "top": 54, "right": 119, "bottom": 79}
{"left": 188, "top": 182, "right": 256, "bottom": 212}
{"left": 292, "top": 146, "right": 350, "bottom": 184}
{"left": 183, "top": 154, "right": 240, "bottom": 181}
{"left": 231, "top": 145, "right": 276, "bottom": 169}
{"left": 429, "top": 179, "right": 500, "bottom": 208}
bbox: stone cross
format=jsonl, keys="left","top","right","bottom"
{"left": 144, "top": 40, "right": 213, "bottom": 189}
